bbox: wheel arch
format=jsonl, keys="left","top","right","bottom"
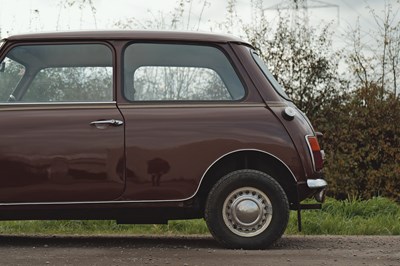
{"left": 196, "top": 149, "right": 299, "bottom": 211}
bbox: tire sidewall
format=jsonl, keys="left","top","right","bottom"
{"left": 205, "top": 170, "right": 289, "bottom": 249}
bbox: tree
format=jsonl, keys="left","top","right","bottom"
{"left": 114, "top": 0, "right": 210, "bottom": 31}
{"left": 229, "top": 0, "right": 399, "bottom": 200}
{"left": 232, "top": 0, "right": 342, "bottom": 121}
{"left": 346, "top": 1, "right": 400, "bottom": 95}
{"left": 329, "top": 0, "right": 400, "bottom": 200}
{"left": 322, "top": 84, "right": 400, "bottom": 200}
{"left": 57, "top": 0, "right": 98, "bottom": 30}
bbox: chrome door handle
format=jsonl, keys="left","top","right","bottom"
{"left": 90, "top": 119, "right": 124, "bottom": 127}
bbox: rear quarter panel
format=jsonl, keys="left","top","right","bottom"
{"left": 120, "top": 104, "right": 303, "bottom": 201}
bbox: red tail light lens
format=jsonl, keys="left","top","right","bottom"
{"left": 306, "top": 135, "right": 324, "bottom": 171}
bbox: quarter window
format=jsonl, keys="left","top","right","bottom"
{"left": 251, "top": 49, "right": 290, "bottom": 101}
{"left": 124, "top": 43, "right": 245, "bottom": 101}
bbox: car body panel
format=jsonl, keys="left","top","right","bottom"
{"left": 0, "top": 103, "right": 124, "bottom": 203}
{"left": 119, "top": 104, "right": 302, "bottom": 201}
{"left": 0, "top": 31, "right": 326, "bottom": 220}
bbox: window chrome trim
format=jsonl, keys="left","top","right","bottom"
{"left": 0, "top": 101, "right": 115, "bottom": 105}
{"left": 0, "top": 101, "right": 117, "bottom": 111}
{"left": 117, "top": 103, "right": 266, "bottom": 109}
{"left": 0, "top": 149, "right": 297, "bottom": 206}
{"left": 123, "top": 42, "right": 247, "bottom": 102}
{"left": 0, "top": 39, "right": 5, "bottom": 49}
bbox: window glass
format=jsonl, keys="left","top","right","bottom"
{"left": 23, "top": 67, "right": 112, "bottom": 102}
{"left": 124, "top": 43, "right": 245, "bottom": 101}
{"left": 0, "top": 58, "right": 25, "bottom": 101}
{"left": 251, "top": 50, "right": 291, "bottom": 100}
{"left": 133, "top": 66, "right": 231, "bottom": 101}
{"left": 0, "top": 44, "right": 113, "bottom": 103}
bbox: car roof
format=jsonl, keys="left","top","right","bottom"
{"left": 5, "top": 30, "right": 251, "bottom": 45}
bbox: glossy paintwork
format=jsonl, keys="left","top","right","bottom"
{"left": 0, "top": 31, "right": 324, "bottom": 218}
{"left": 230, "top": 45, "right": 284, "bottom": 103}
{"left": 231, "top": 44, "right": 324, "bottom": 198}
{"left": 5, "top": 31, "right": 249, "bottom": 45}
{"left": 120, "top": 104, "right": 302, "bottom": 200}
{"left": 0, "top": 103, "right": 124, "bottom": 202}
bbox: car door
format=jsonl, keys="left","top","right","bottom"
{"left": 119, "top": 42, "right": 250, "bottom": 201}
{"left": 0, "top": 42, "right": 124, "bottom": 203}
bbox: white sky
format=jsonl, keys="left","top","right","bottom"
{"left": 0, "top": 0, "right": 397, "bottom": 50}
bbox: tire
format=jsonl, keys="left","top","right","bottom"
{"left": 204, "top": 169, "right": 289, "bottom": 249}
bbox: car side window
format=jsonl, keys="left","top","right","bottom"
{"left": 0, "top": 58, "right": 25, "bottom": 101}
{"left": 123, "top": 43, "right": 245, "bottom": 101}
{"left": 23, "top": 66, "right": 112, "bottom": 102}
{"left": 0, "top": 44, "right": 113, "bottom": 103}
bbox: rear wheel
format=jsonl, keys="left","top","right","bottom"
{"left": 205, "top": 169, "right": 289, "bottom": 249}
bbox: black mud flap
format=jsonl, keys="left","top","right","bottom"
{"left": 297, "top": 203, "right": 322, "bottom": 232}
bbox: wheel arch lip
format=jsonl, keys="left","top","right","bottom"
{"left": 199, "top": 148, "right": 298, "bottom": 184}
{"left": 0, "top": 149, "right": 298, "bottom": 206}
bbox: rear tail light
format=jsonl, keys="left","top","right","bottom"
{"left": 306, "top": 135, "right": 324, "bottom": 171}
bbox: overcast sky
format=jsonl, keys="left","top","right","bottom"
{"left": 0, "top": 0, "right": 397, "bottom": 49}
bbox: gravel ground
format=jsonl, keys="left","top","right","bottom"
{"left": 0, "top": 235, "right": 399, "bottom": 266}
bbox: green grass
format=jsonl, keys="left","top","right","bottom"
{"left": 0, "top": 219, "right": 210, "bottom": 236}
{"left": 286, "top": 197, "right": 400, "bottom": 235}
{"left": 0, "top": 197, "right": 399, "bottom": 236}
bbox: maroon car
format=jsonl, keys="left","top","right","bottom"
{"left": 0, "top": 31, "right": 326, "bottom": 249}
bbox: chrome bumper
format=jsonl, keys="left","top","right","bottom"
{"left": 307, "top": 179, "right": 328, "bottom": 189}
{"left": 307, "top": 179, "right": 328, "bottom": 203}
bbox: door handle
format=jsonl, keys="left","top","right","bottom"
{"left": 90, "top": 119, "right": 124, "bottom": 127}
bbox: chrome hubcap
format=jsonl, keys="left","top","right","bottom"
{"left": 223, "top": 187, "right": 272, "bottom": 237}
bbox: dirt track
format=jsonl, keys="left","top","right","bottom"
{"left": 0, "top": 235, "right": 399, "bottom": 265}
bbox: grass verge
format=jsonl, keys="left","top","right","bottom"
{"left": 0, "top": 197, "right": 399, "bottom": 236}
{"left": 286, "top": 197, "right": 400, "bottom": 235}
